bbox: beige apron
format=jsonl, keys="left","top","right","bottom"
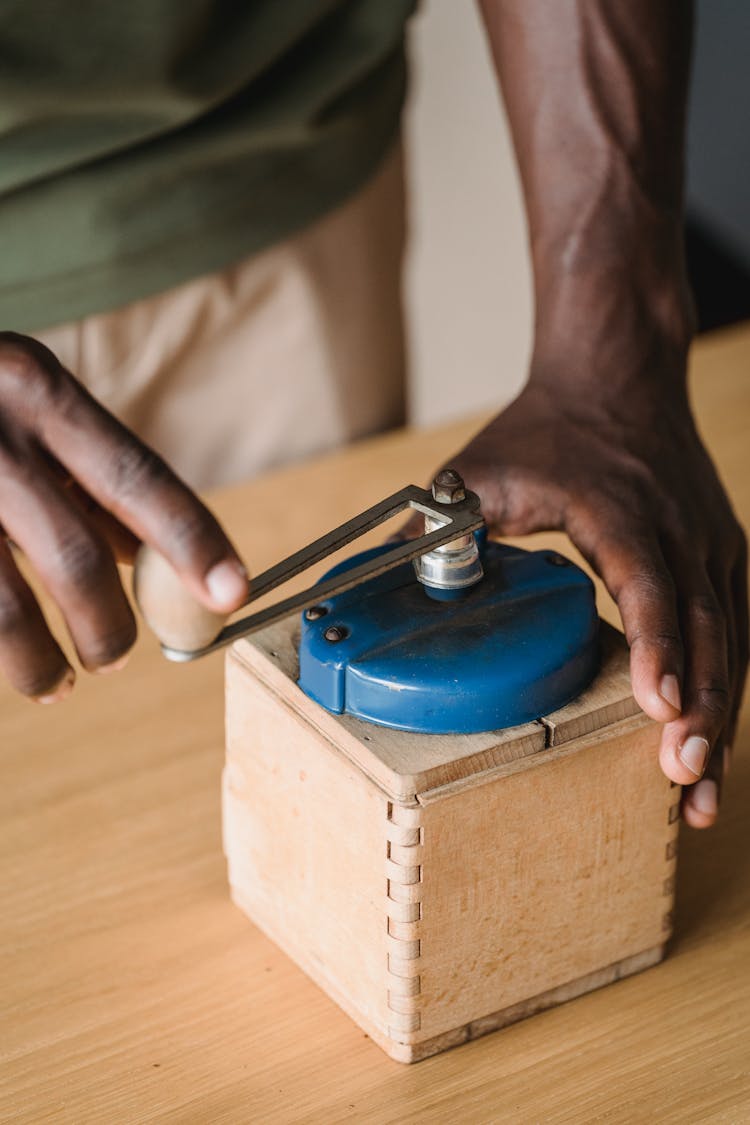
{"left": 38, "top": 144, "right": 407, "bottom": 491}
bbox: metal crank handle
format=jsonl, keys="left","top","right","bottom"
{"left": 134, "top": 478, "right": 484, "bottom": 663}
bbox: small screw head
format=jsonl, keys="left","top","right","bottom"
{"left": 305, "top": 605, "right": 328, "bottom": 621}
{"left": 324, "top": 624, "right": 349, "bottom": 643}
{"left": 432, "top": 468, "right": 466, "bottom": 504}
{"left": 546, "top": 552, "right": 571, "bottom": 567}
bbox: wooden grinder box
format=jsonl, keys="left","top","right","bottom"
{"left": 223, "top": 619, "right": 679, "bottom": 1063}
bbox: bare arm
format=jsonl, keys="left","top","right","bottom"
{"left": 449, "top": 1, "right": 747, "bottom": 827}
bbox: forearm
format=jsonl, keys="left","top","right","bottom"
{"left": 452, "top": 4, "right": 744, "bottom": 832}
{"left": 479, "top": 0, "right": 695, "bottom": 394}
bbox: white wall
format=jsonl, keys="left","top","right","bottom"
{"left": 403, "top": 0, "right": 534, "bottom": 428}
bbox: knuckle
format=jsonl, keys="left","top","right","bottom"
{"left": 42, "top": 368, "right": 81, "bottom": 421}
{"left": 109, "top": 443, "right": 168, "bottom": 501}
{"left": 0, "top": 434, "right": 38, "bottom": 483}
{"left": 689, "top": 592, "right": 724, "bottom": 631}
{"left": 615, "top": 560, "right": 675, "bottom": 610}
{"left": 622, "top": 568, "right": 672, "bottom": 601}
{"left": 55, "top": 531, "right": 112, "bottom": 591}
{"left": 0, "top": 338, "right": 63, "bottom": 414}
{"left": 694, "top": 684, "right": 731, "bottom": 719}
{"left": 0, "top": 342, "right": 40, "bottom": 388}
{"left": 628, "top": 629, "right": 682, "bottom": 654}
{"left": 167, "top": 510, "right": 221, "bottom": 564}
{"left": 485, "top": 470, "right": 553, "bottom": 532}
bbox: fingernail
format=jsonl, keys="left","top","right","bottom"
{"left": 659, "top": 674, "right": 681, "bottom": 712}
{"left": 678, "top": 735, "right": 710, "bottom": 777}
{"left": 205, "top": 559, "right": 248, "bottom": 610}
{"left": 36, "top": 667, "right": 76, "bottom": 704}
{"left": 95, "top": 654, "right": 130, "bottom": 675}
{"left": 689, "top": 778, "right": 718, "bottom": 818}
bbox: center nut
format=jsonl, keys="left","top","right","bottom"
{"left": 413, "top": 469, "right": 484, "bottom": 600}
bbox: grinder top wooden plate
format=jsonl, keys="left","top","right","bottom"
{"left": 229, "top": 619, "right": 642, "bottom": 801}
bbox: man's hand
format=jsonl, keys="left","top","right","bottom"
{"left": 471, "top": 1, "right": 750, "bottom": 824}
{"left": 0, "top": 332, "right": 249, "bottom": 701}
{"left": 448, "top": 373, "right": 747, "bottom": 829}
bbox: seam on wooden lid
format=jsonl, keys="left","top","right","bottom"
{"left": 386, "top": 801, "right": 423, "bottom": 1038}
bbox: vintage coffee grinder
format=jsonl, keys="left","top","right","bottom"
{"left": 136, "top": 472, "right": 678, "bottom": 1062}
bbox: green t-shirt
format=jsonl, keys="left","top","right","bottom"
{"left": 0, "top": 0, "right": 414, "bottom": 331}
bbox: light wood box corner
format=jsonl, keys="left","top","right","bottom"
{"left": 223, "top": 619, "right": 679, "bottom": 1063}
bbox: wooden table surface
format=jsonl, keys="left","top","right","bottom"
{"left": 2, "top": 325, "right": 750, "bottom": 1124}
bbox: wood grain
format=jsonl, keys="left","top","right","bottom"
{"left": 413, "top": 718, "right": 674, "bottom": 1043}
{"left": 226, "top": 620, "right": 675, "bottom": 1062}
{"left": 224, "top": 647, "right": 392, "bottom": 1037}
{"left": 1, "top": 324, "right": 750, "bottom": 1120}
{"left": 234, "top": 621, "right": 547, "bottom": 799}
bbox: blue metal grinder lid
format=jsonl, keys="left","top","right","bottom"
{"left": 298, "top": 537, "right": 599, "bottom": 734}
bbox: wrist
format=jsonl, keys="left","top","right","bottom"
{"left": 529, "top": 231, "right": 695, "bottom": 408}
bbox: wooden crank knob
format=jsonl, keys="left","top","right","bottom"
{"left": 133, "top": 543, "right": 242, "bottom": 652}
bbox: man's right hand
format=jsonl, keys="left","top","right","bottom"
{"left": 0, "top": 332, "right": 249, "bottom": 701}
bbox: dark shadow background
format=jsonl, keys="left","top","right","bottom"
{"left": 686, "top": 1, "right": 750, "bottom": 332}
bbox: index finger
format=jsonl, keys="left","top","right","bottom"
{"left": 37, "top": 372, "right": 249, "bottom": 613}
